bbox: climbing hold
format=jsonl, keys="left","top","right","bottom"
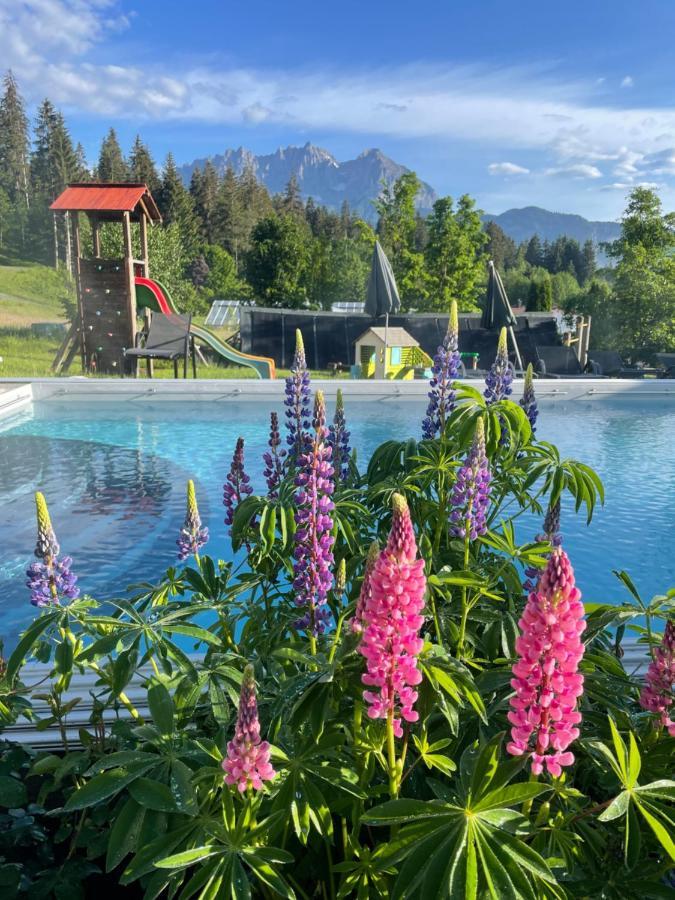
{"left": 97, "top": 346, "right": 103, "bottom": 351}
{"left": 112, "top": 361, "right": 118, "bottom": 367}
{"left": 107, "top": 332, "right": 113, "bottom": 337}
{"left": 116, "top": 311, "right": 121, "bottom": 316}
{"left": 85, "top": 288, "right": 91, "bottom": 293}
{"left": 88, "top": 325, "right": 93, "bottom": 331}
{"left": 105, "top": 289, "right": 110, "bottom": 294}
{"left": 96, "top": 310, "right": 101, "bottom": 316}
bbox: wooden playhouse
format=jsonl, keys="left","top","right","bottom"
{"left": 50, "top": 183, "right": 161, "bottom": 375}
{"left": 354, "top": 326, "right": 432, "bottom": 379}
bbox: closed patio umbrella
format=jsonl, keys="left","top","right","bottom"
{"left": 482, "top": 260, "right": 523, "bottom": 371}
{"left": 365, "top": 241, "right": 401, "bottom": 375}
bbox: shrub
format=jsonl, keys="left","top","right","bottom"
{"left": 1, "top": 337, "right": 673, "bottom": 898}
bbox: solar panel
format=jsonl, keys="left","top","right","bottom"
{"left": 331, "top": 301, "right": 365, "bottom": 313}
{"left": 205, "top": 300, "right": 241, "bottom": 327}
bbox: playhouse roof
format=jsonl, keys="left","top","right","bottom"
{"left": 355, "top": 326, "right": 419, "bottom": 346}
{"left": 50, "top": 183, "right": 161, "bottom": 222}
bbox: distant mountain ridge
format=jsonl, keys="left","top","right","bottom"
{"left": 179, "top": 145, "right": 621, "bottom": 245}
{"left": 483, "top": 206, "right": 620, "bottom": 246}
{"left": 179, "top": 142, "right": 438, "bottom": 221}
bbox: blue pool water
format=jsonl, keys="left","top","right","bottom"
{"left": 1, "top": 396, "right": 674, "bottom": 645}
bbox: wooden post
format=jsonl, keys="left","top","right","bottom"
{"left": 139, "top": 210, "right": 149, "bottom": 277}
{"left": 52, "top": 212, "right": 59, "bottom": 269}
{"left": 122, "top": 211, "right": 137, "bottom": 373}
{"left": 70, "top": 212, "right": 87, "bottom": 372}
{"left": 64, "top": 211, "right": 72, "bottom": 276}
{"left": 92, "top": 217, "right": 101, "bottom": 257}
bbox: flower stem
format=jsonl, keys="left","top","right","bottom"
{"left": 386, "top": 710, "right": 399, "bottom": 800}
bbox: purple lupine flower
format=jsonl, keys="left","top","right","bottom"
{"left": 640, "top": 621, "right": 675, "bottom": 737}
{"left": 484, "top": 327, "right": 513, "bottom": 405}
{"left": 328, "top": 388, "right": 351, "bottom": 482}
{"left": 25, "top": 492, "right": 79, "bottom": 607}
{"left": 423, "top": 300, "right": 461, "bottom": 439}
{"left": 222, "top": 664, "right": 276, "bottom": 792}
{"left": 524, "top": 500, "right": 562, "bottom": 592}
{"left": 284, "top": 329, "right": 312, "bottom": 463}
{"left": 519, "top": 363, "right": 538, "bottom": 435}
{"left": 293, "top": 390, "right": 335, "bottom": 636}
{"left": 177, "top": 479, "right": 209, "bottom": 561}
{"left": 263, "top": 411, "right": 287, "bottom": 500}
{"left": 449, "top": 418, "right": 491, "bottom": 540}
{"left": 223, "top": 437, "right": 252, "bottom": 534}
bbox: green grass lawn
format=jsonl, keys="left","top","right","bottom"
{"left": 0, "top": 260, "right": 350, "bottom": 381}
{"left": 0, "top": 326, "right": 346, "bottom": 379}
{"left": 0, "top": 263, "right": 75, "bottom": 327}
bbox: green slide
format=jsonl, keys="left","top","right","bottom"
{"left": 135, "top": 276, "right": 276, "bottom": 379}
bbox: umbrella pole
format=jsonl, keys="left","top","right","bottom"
{"left": 384, "top": 312, "right": 389, "bottom": 378}
{"left": 508, "top": 325, "right": 524, "bottom": 373}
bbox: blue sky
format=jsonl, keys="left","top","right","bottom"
{"left": 3, "top": 0, "right": 675, "bottom": 218}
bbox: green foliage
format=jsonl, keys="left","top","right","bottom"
{"left": 526, "top": 272, "right": 553, "bottom": 311}
{"left": 423, "top": 195, "right": 488, "bottom": 312}
{"left": 96, "top": 127, "right": 128, "bottom": 182}
{"left": 246, "top": 213, "right": 311, "bottom": 307}
{"left": 2, "top": 383, "right": 674, "bottom": 897}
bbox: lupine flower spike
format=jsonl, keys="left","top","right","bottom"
{"left": 507, "top": 549, "right": 586, "bottom": 776}
{"left": 484, "top": 327, "right": 513, "bottom": 405}
{"left": 222, "top": 665, "right": 276, "bottom": 792}
{"left": 351, "top": 541, "right": 379, "bottom": 634}
{"left": 359, "top": 495, "right": 426, "bottom": 738}
{"left": 177, "top": 480, "right": 209, "bottom": 561}
{"left": 293, "top": 390, "right": 335, "bottom": 636}
{"left": 640, "top": 621, "right": 675, "bottom": 736}
{"left": 334, "top": 558, "right": 347, "bottom": 597}
{"left": 520, "top": 363, "right": 538, "bottom": 434}
{"left": 263, "top": 411, "right": 286, "bottom": 500}
{"left": 449, "top": 418, "right": 491, "bottom": 539}
{"left": 223, "top": 437, "right": 252, "bottom": 534}
{"left": 524, "top": 499, "right": 562, "bottom": 592}
{"left": 328, "top": 389, "right": 352, "bottom": 482}
{"left": 423, "top": 299, "right": 461, "bottom": 439}
{"left": 26, "top": 492, "right": 79, "bottom": 607}
{"left": 284, "top": 329, "right": 312, "bottom": 463}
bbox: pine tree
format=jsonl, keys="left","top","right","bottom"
{"left": 190, "top": 160, "right": 220, "bottom": 244}
{"left": 157, "top": 153, "right": 199, "bottom": 256}
{"left": 524, "top": 234, "right": 542, "bottom": 268}
{"left": 31, "top": 100, "right": 77, "bottom": 199}
{"left": 281, "top": 174, "right": 304, "bottom": 218}
{"left": 74, "top": 143, "right": 90, "bottom": 180}
{"left": 0, "top": 70, "right": 30, "bottom": 208}
{"left": 424, "top": 194, "right": 487, "bottom": 311}
{"left": 214, "top": 166, "right": 246, "bottom": 265}
{"left": 96, "top": 127, "right": 128, "bottom": 181}
{"left": 579, "top": 240, "right": 596, "bottom": 284}
{"left": 128, "top": 135, "right": 160, "bottom": 192}
{"left": 30, "top": 99, "right": 79, "bottom": 265}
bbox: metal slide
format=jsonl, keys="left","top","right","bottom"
{"left": 134, "top": 277, "right": 275, "bottom": 379}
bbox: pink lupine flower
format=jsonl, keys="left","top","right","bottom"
{"left": 507, "top": 549, "right": 586, "bottom": 777}
{"left": 351, "top": 541, "right": 379, "bottom": 634}
{"left": 358, "top": 495, "right": 426, "bottom": 738}
{"left": 222, "top": 665, "right": 276, "bottom": 792}
{"left": 640, "top": 621, "right": 675, "bottom": 737}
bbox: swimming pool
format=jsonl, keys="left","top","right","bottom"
{"left": 1, "top": 382, "right": 674, "bottom": 646}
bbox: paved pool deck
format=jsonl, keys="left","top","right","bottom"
{"left": 1, "top": 376, "right": 674, "bottom": 417}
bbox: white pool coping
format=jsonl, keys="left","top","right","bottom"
{"left": 1, "top": 376, "right": 674, "bottom": 418}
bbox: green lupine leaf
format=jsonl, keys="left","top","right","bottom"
{"left": 155, "top": 847, "right": 220, "bottom": 869}
{"left": 147, "top": 682, "right": 174, "bottom": 736}
{"left": 106, "top": 798, "right": 146, "bottom": 872}
{"left": 65, "top": 764, "right": 156, "bottom": 810}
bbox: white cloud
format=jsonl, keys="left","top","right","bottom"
{"left": 3, "top": 0, "right": 675, "bottom": 201}
{"left": 488, "top": 162, "right": 530, "bottom": 175}
{"left": 545, "top": 164, "right": 603, "bottom": 179}
{"left": 621, "top": 75, "right": 634, "bottom": 88}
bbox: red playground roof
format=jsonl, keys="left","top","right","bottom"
{"left": 50, "top": 183, "right": 161, "bottom": 222}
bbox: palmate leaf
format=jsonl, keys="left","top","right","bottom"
{"left": 592, "top": 718, "right": 675, "bottom": 863}
{"left": 362, "top": 735, "right": 554, "bottom": 899}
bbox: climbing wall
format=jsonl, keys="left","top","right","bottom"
{"left": 79, "top": 258, "right": 131, "bottom": 374}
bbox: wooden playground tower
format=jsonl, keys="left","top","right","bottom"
{"left": 50, "top": 183, "right": 162, "bottom": 374}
